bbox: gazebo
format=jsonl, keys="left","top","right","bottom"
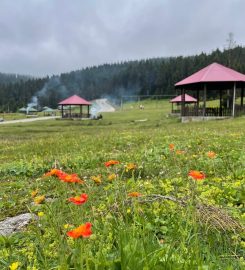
{"left": 42, "top": 107, "right": 55, "bottom": 116}
{"left": 175, "top": 62, "right": 245, "bottom": 119}
{"left": 58, "top": 95, "right": 91, "bottom": 119}
{"left": 170, "top": 94, "right": 197, "bottom": 114}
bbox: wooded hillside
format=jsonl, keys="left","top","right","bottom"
{"left": 1, "top": 46, "right": 245, "bottom": 112}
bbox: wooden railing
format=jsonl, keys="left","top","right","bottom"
{"left": 62, "top": 113, "right": 90, "bottom": 118}
{"left": 234, "top": 105, "right": 245, "bottom": 116}
{"left": 182, "top": 107, "right": 232, "bottom": 117}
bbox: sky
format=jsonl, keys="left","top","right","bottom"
{"left": 0, "top": 0, "right": 244, "bottom": 77}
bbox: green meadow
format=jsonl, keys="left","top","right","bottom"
{"left": 0, "top": 100, "right": 244, "bottom": 269}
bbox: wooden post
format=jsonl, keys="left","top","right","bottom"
{"left": 69, "top": 105, "right": 71, "bottom": 118}
{"left": 181, "top": 89, "right": 185, "bottom": 116}
{"left": 203, "top": 84, "right": 207, "bottom": 117}
{"left": 87, "top": 105, "right": 89, "bottom": 118}
{"left": 120, "top": 98, "right": 123, "bottom": 111}
{"left": 232, "top": 82, "right": 236, "bottom": 117}
{"left": 219, "top": 89, "right": 222, "bottom": 116}
{"left": 241, "top": 85, "right": 244, "bottom": 107}
{"left": 196, "top": 89, "right": 199, "bottom": 115}
{"left": 61, "top": 105, "right": 64, "bottom": 118}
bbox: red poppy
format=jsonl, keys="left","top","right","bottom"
{"left": 104, "top": 160, "right": 120, "bottom": 167}
{"left": 68, "top": 194, "right": 88, "bottom": 205}
{"left": 44, "top": 169, "right": 64, "bottom": 177}
{"left": 59, "top": 173, "right": 84, "bottom": 184}
{"left": 188, "top": 170, "right": 205, "bottom": 180}
{"left": 66, "top": 222, "right": 92, "bottom": 239}
{"left": 45, "top": 169, "right": 84, "bottom": 184}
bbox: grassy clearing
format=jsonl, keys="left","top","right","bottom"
{"left": 0, "top": 100, "right": 244, "bottom": 269}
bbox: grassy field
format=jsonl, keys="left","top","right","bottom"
{"left": 0, "top": 111, "right": 59, "bottom": 121}
{"left": 0, "top": 100, "right": 244, "bottom": 269}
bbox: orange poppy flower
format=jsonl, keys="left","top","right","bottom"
{"left": 128, "top": 192, "right": 142, "bottom": 197}
{"left": 60, "top": 173, "right": 84, "bottom": 184}
{"left": 68, "top": 194, "right": 88, "bottom": 205}
{"left": 104, "top": 160, "right": 120, "bottom": 167}
{"left": 66, "top": 222, "right": 92, "bottom": 239}
{"left": 125, "top": 163, "right": 137, "bottom": 172}
{"left": 44, "top": 169, "right": 64, "bottom": 177}
{"left": 45, "top": 169, "right": 84, "bottom": 184}
{"left": 188, "top": 170, "right": 205, "bottom": 180}
{"left": 207, "top": 151, "right": 216, "bottom": 159}
{"left": 169, "top": 144, "right": 175, "bottom": 151}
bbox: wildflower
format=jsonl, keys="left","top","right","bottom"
{"left": 207, "top": 151, "right": 216, "bottom": 159}
{"left": 64, "top": 224, "right": 71, "bottom": 229}
{"left": 44, "top": 168, "right": 63, "bottom": 177}
{"left": 169, "top": 143, "right": 175, "bottom": 151}
{"left": 38, "top": 211, "right": 44, "bottom": 217}
{"left": 127, "top": 208, "right": 131, "bottom": 214}
{"left": 9, "top": 262, "right": 20, "bottom": 270}
{"left": 34, "top": 195, "right": 45, "bottom": 204}
{"left": 67, "top": 222, "right": 92, "bottom": 239}
{"left": 104, "top": 160, "right": 120, "bottom": 167}
{"left": 68, "top": 193, "right": 88, "bottom": 205}
{"left": 125, "top": 163, "right": 137, "bottom": 172}
{"left": 108, "top": 173, "right": 117, "bottom": 181}
{"left": 31, "top": 189, "right": 38, "bottom": 198}
{"left": 60, "top": 173, "right": 84, "bottom": 184}
{"left": 188, "top": 170, "right": 205, "bottom": 180}
{"left": 91, "top": 175, "right": 102, "bottom": 184}
{"left": 128, "top": 192, "right": 142, "bottom": 197}
{"left": 176, "top": 150, "right": 185, "bottom": 155}
{"left": 159, "top": 239, "right": 165, "bottom": 244}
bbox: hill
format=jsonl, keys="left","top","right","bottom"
{"left": 1, "top": 46, "right": 245, "bottom": 112}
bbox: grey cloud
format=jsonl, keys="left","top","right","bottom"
{"left": 0, "top": 0, "right": 244, "bottom": 76}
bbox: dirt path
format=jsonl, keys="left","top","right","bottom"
{"left": 0, "top": 116, "right": 59, "bottom": 125}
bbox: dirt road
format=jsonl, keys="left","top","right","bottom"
{"left": 0, "top": 116, "right": 59, "bottom": 125}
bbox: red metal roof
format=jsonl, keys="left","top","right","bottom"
{"left": 175, "top": 62, "right": 245, "bottom": 87}
{"left": 170, "top": 94, "right": 197, "bottom": 103}
{"left": 58, "top": 95, "right": 91, "bottom": 105}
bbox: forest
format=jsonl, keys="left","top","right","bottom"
{"left": 0, "top": 46, "right": 245, "bottom": 112}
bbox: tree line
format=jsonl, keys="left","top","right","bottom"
{"left": 1, "top": 46, "right": 245, "bottom": 112}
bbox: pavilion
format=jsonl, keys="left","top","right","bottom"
{"left": 170, "top": 94, "right": 197, "bottom": 114}
{"left": 58, "top": 95, "right": 91, "bottom": 119}
{"left": 175, "top": 62, "right": 245, "bottom": 119}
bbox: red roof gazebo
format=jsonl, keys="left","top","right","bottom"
{"left": 175, "top": 63, "right": 245, "bottom": 119}
{"left": 170, "top": 94, "right": 197, "bottom": 114}
{"left": 58, "top": 95, "right": 91, "bottom": 119}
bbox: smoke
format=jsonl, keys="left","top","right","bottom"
{"left": 90, "top": 98, "right": 116, "bottom": 118}
{"left": 28, "top": 76, "right": 69, "bottom": 108}
{"left": 37, "top": 76, "right": 69, "bottom": 98}
{"left": 27, "top": 96, "right": 38, "bottom": 108}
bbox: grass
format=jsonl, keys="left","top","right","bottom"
{"left": 0, "top": 111, "right": 59, "bottom": 121}
{"left": 0, "top": 100, "right": 244, "bottom": 269}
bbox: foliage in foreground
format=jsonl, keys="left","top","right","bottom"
{"left": 0, "top": 106, "right": 245, "bottom": 269}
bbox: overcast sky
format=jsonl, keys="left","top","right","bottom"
{"left": 0, "top": 0, "right": 244, "bottom": 77}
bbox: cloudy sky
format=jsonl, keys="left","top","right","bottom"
{"left": 0, "top": 0, "right": 244, "bottom": 77}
